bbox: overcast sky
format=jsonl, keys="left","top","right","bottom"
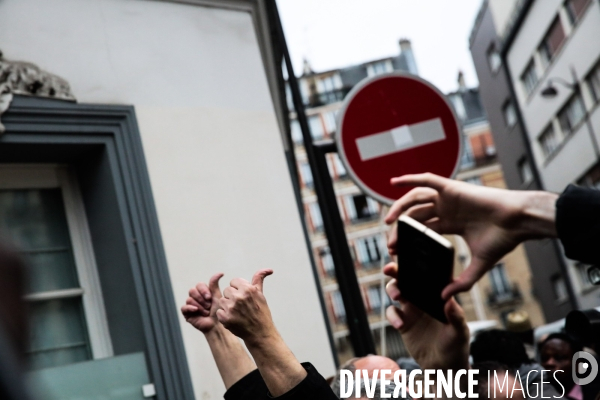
{"left": 277, "top": 0, "right": 484, "bottom": 94}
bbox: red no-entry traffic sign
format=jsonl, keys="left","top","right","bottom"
{"left": 336, "top": 72, "right": 462, "bottom": 205}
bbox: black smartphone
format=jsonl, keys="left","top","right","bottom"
{"left": 395, "top": 215, "right": 454, "bottom": 323}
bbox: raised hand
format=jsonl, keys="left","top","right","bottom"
{"left": 217, "top": 269, "right": 275, "bottom": 343}
{"left": 181, "top": 273, "right": 224, "bottom": 333}
{"left": 383, "top": 262, "right": 470, "bottom": 372}
{"left": 385, "top": 173, "right": 557, "bottom": 299}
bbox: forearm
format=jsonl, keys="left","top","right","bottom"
{"left": 514, "top": 190, "right": 558, "bottom": 240}
{"left": 245, "top": 331, "right": 307, "bottom": 397}
{"left": 204, "top": 325, "right": 256, "bottom": 389}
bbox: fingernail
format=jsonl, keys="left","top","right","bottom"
{"left": 392, "top": 319, "right": 402, "bottom": 329}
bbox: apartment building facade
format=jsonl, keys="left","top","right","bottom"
{"left": 470, "top": 0, "right": 600, "bottom": 314}
{"left": 469, "top": 0, "right": 584, "bottom": 320}
{"left": 290, "top": 43, "right": 545, "bottom": 363}
{"left": 448, "top": 77, "right": 545, "bottom": 330}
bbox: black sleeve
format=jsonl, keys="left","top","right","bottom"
{"left": 224, "top": 369, "right": 268, "bottom": 400}
{"left": 556, "top": 185, "right": 600, "bottom": 265}
{"left": 223, "top": 363, "right": 337, "bottom": 400}
{"left": 267, "top": 363, "right": 338, "bottom": 400}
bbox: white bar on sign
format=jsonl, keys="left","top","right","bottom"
{"left": 356, "top": 118, "right": 446, "bottom": 161}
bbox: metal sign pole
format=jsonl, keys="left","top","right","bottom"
{"left": 271, "top": 3, "right": 376, "bottom": 357}
{"left": 313, "top": 141, "right": 376, "bottom": 357}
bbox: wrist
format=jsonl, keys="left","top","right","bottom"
{"left": 243, "top": 326, "right": 280, "bottom": 350}
{"left": 203, "top": 323, "right": 228, "bottom": 340}
{"left": 515, "top": 191, "right": 558, "bottom": 240}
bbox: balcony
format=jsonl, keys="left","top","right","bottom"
{"left": 349, "top": 213, "right": 379, "bottom": 225}
{"left": 306, "top": 87, "right": 352, "bottom": 108}
{"left": 487, "top": 284, "right": 522, "bottom": 308}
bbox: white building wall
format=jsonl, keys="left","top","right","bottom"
{"left": 488, "top": 0, "right": 520, "bottom": 35}
{"left": 506, "top": 0, "right": 600, "bottom": 191}
{"left": 0, "top": 0, "right": 335, "bottom": 398}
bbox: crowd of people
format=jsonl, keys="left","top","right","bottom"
{"left": 0, "top": 173, "right": 599, "bottom": 399}
{"left": 180, "top": 173, "right": 600, "bottom": 399}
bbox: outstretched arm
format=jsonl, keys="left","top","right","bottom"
{"left": 181, "top": 273, "right": 256, "bottom": 390}
{"left": 216, "top": 269, "right": 308, "bottom": 397}
{"left": 385, "top": 173, "right": 558, "bottom": 299}
{"left": 384, "top": 262, "right": 471, "bottom": 400}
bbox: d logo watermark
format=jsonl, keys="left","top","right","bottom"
{"left": 572, "top": 351, "right": 598, "bottom": 386}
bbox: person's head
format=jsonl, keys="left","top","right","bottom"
{"left": 540, "top": 333, "right": 581, "bottom": 388}
{"left": 354, "top": 355, "right": 401, "bottom": 377}
{"left": 473, "top": 362, "right": 524, "bottom": 400}
{"left": 471, "top": 329, "right": 531, "bottom": 369}
{"left": 330, "top": 355, "right": 401, "bottom": 399}
{"left": 0, "top": 240, "right": 28, "bottom": 360}
{"left": 506, "top": 310, "right": 534, "bottom": 346}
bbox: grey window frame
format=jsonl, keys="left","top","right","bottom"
{"left": 1, "top": 95, "right": 195, "bottom": 400}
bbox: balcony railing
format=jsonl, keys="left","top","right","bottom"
{"left": 487, "top": 284, "right": 522, "bottom": 307}
{"left": 350, "top": 213, "right": 379, "bottom": 225}
{"left": 306, "top": 87, "right": 352, "bottom": 108}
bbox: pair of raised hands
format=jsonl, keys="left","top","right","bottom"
{"left": 181, "top": 269, "right": 274, "bottom": 342}
{"left": 383, "top": 173, "right": 557, "bottom": 370}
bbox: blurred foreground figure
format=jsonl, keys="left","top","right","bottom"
{"left": 385, "top": 173, "right": 600, "bottom": 299}
{"left": 0, "top": 240, "right": 34, "bottom": 400}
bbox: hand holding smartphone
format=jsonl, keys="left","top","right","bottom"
{"left": 395, "top": 215, "right": 454, "bottom": 323}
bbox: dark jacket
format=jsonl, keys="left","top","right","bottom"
{"left": 224, "top": 363, "right": 338, "bottom": 400}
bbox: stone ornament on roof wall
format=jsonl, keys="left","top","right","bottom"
{"left": 0, "top": 50, "right": 76, "bottom": 133}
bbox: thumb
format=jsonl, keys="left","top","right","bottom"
{"left": 444, "top": 298, "right": 469, "bottom": 338}
{"left": 209, "top": 272, "right": 225, "bottom": 299}
{"left": 441, "top": 257, "right": 488, "bottom": 300}
{"left": 251, "top": 268, "right": 273, "bottom": 292}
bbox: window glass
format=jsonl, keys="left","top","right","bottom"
{"left": 0, "top": 188, "right": 92, "bottom": 369}
{"left": 290, "top": 119, "right": 303, "bottom": 144}
{"left": 299, "top": 162, "right": 313, "bottom": 188}
{"left": 346, "top": 194, "right": 378, "bottom": 222}
{"left": 367, "top": 286, "right": 381, "bottom": 312}
{"left": 355, "top": 235, "right": 383, "bottom": 268}
{"left": 487, "top": 44, "right": 502, "bottom": 73}
{"left": 539, "top": 124, "right": 560, "bottom": 157}
{"left": 518, "top": 158, "right": 534, "bottom": 184}
{"left": 551, "top": 275, "right": 568, "bottom": 301}
{"left": 558, "top": 93, "right": 586, "bottom": 135}
{"left": 489, "top": 264, "right": 510, "bottom": 294}
{"left": 319, "top": 247, "right": 335, "bottom": 277}
{"left": 323, "top": 111, "right": 337, "bottom": 134}
{"left": 576, "top": 263, "right": 594, "bottom": 289}
{"left": 586, "top": 61, "right": 600, "bottom": 104}
{"left": 308, "top": 202, "right": 323, "bottom": 232}
{"left": 331, "top": 290, "right": 346, "bottom": 323}
{"left": 503, "top": 101, "right": 517, "bottom": 128}
{"left": 333, "top": 154, "right": 347, "bottom": 178}
{"left": 308, "top": 115, "right": 324, "bottom": 140}
{"left": 565, "top": 0, "right": 591, "bottom": 24}
{"left": 460, "top": 136, "right": 475, "bottom": 170}
{"left": 538, "top": 17, "right": 566, "bottom": 68}
{"left": 366, "top": 60, "right": 392, "bottom": 77}
{"left": 521, "top": 60, "right": 539, "bottom": 95}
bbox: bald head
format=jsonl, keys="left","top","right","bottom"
{"left": 354, "top": 355, "right": 401, "bottom": 378}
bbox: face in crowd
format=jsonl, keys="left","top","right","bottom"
{"left": 540, "top": 336, "right": 575, "bottom": 389}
